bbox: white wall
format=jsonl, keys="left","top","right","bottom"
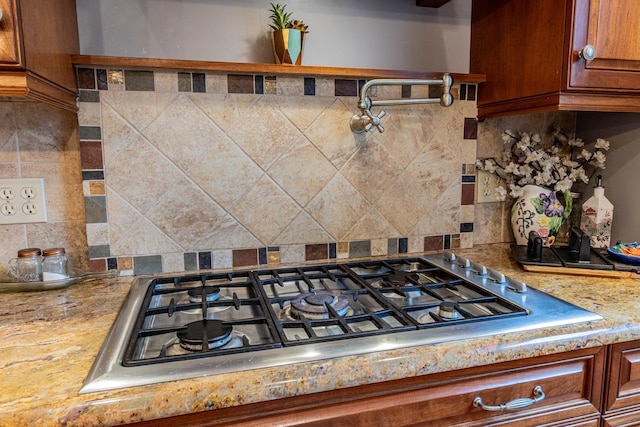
{"left": 75, "top": 0, "right": 471, "bottom": 73}
{"left": 576, "top": 112, "right": 640, "bottom": 244}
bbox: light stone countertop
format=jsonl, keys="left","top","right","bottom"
{"left": 1, "top": 243, "right": 639, "bottom": 426}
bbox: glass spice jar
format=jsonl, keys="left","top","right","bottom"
{"left": 42, "top": 247, "right": 68, "bottom": 280}
{"left": 8, "top": 248, "right": 43, "bottom": 282}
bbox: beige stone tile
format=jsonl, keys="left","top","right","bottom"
{"left": 373, "top": 172, "right": 425, "bottom": 235}
{"left": 0, "top": 105, "right": 18, "bottom": 164}
{"left": 212, "top": 250, "right": 233, "bottom": 269}
{"left": 110, "top": 217, "right": 183, "bottom": 257}
{"left": 276, "top": 76, "right": 303, "bottom": 96}
{"left": 89, "top": 181, "right": 105, "bottom": 195}
{"left": 100, "top": 102, "right": 140, "bottom": 166}
{"left": 161, "top": 253, "right": 184, "bottom": 273}
{"left": 411, "top": 197, "right": 460, "bottom": 236}
{"left": 370, "top": 238, "right": 387, "bottom": 256}
{"left": 146, "top": 175, "right": 229, "bottom": 250}
{"left": 154, "top": 71, "right": 178, "bottom": 93}
{"left": 77, "top": 102, "right": 101, "bottom": 127}
{"left": 105, "top": 187, "right": 143, "bottom": 246}
{"left": 279, "top": 244, "right": 305, "bottom": 264}
{"left": 230, "top": 175, "right": 301, "bottom": 245}
{"left": 314, "top": 78, "right": 335, "bottom": 97}
{"left": 143, "top": 94, "right": 225, "bottom": 172}
{"left": 305, "top": 98, "right": 365, "bottom": 169}
{"left": 195, "top": 214, "right": 261, "bottom": 250}
{"left": 272, "top": 211, "right": 332, "bottom": 245}
{"left": 306, "top": 174, "right": 370, "bottom": 240}
{"left": 460, "top": 205, "right": 475, "bottom": 224}
{"left": 341, "top": 138, "right": 403, "bottom": 204}
{"left": 459, "top": 232, "right": 473, "bottom": 248}
{"left": 226, "top": 97, "right": 301, "bottom": 169}
{"left": 0, "top": 224, "right": 27, "bottom": 275}
{"left": 101, "top": 91, "right": 175, "bottom": 134}
{"left": 188, "top": 140, "right": 263, "bottom": 210}
{"left": 189, "top": 93, "right": 257, "bottom": 133}
{"left": 408, "top": 237, "right": 425, "bottom": 254}
{"left": 85, "top": 223, "right": 110, "bottom": 246}
{"left": 25, "top": 220, "right": 89, "bottom": 271}
{"left": 376, "top": 85, "right": 402, "bottom": 100}
{"left": 105, "top": 135, "right": 184, "bottom": 215}
{"left": 268, "top": 135, "right": 336, "bottom": 206}
{"left": 205, "top": 73, "right": 228, "bottom": 94}
{"left": 343, "top": 207, "right": 399, "bottom": 241}
{"left": 271, "top": 95, "right": 334, "bottom": 131}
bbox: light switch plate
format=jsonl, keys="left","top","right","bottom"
{"left": 0, "top": 178, "right": 48, "bottom": 224}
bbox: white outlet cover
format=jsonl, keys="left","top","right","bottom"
{"left": 0, "top": 178, "right": 47, "bottom": 224}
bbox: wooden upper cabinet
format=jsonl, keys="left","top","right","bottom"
{"left": 0, "top": 0, "right": 79, "bottom": 111}
{"left": 470, "top": 0, "right": 640, "bottom": 118}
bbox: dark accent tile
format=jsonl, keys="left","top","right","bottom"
{"left": 97, "top": 69, "right": 108, "bottom": 90}
{"left": 335, "top": 79, "right": 358, "bottom": 96}
{"left": 107, "top": 257, "right": 118, "bottom": 270}
{"left": 79, "top": 126, "right": 102, "bottom": 140}
{"left": 358, "top": 80, "right": 365, "bottom": 94}
{"left": 258, "top": 247, "right": 267, "bottom": 264}
{"left": 462, "top": 175, "right": 476, "bottom": 183}
{"left": 78, "top": 90, "right": 100, "bottom": 102}
{"left": 84, "top": 196, "right": 107, "bottom": 223}
{"left": 424, "top": 235, "right": 444, "bottom": 252}
{"left": 134, "top": 255, "right": 162, "bottom": 275}
{"left": 88, "top": 245, "right": 110, "bottom": 258}
{"left": 398, "top": 238, "right": 408, "bottom": 254}
{"left": 304, "top": 77, "right": 315, "bottom": 96}
{"left": 467, "top": 84, "right": 476, "bottom": 101}
{"left": 184, "top": 253, "right": 198, "bottom": 271}
{"left": 267, "top": 246, "right": 279, "bottom": 252}
{"left": 460, "top": 223, "right": 474, "bottom": 233}
{"left": 233, "top": 249, "right": 257, "bottom": 267}
{"left": 387, "top": 238, "right": 398, "bottom": 255}
{"left": 401, "top": 85, "right": 411, "bottom": 98}
{"left": 254, "top": 75, "right": 264, "bottom": 94}
{"left": 124, "top": 70, "right": 155, "bottom": 91}
{"left": 349, "top": 241, "right": 371, "bottom": 258}
{"left": 464, "top": 117, "right": 478, "bottom": 140}
{"left": 178, "top": 72, "right": 192, "bottom": 92}
{"left": 329, "top": 243, "right": 336, "bottom": 259}
{"left": 444, "top": 235, "right": 451, "bottom": 250}
{"left": 82, "top": 170, "right": 104, "bottom": 180}
{"left": 305, "top": 244, "right": 328, "bottom": 261}
{"left": 78, "top": 90, "right": 100, "bottom": 103}
{"left": 193, "top": 73, "right": 206, "bottom": 93}
{"left": 461, "top": 183, "right": 475, "bottom": 205}
{"left": 429, "top": 85, "right": 444, "bottom": 98}
{"left": 88, "top": 258, "right": 106, "bottom": 272}
{"left": 198, "top": 251, "right": 212, "bottom": 270}
{"left": 459, "top": 84, "right": 467, "bottom": 101}
{"left": 80, "top": 140, "right": 103, "bottom": 170}
{"left": 77, "top": 68, "right": 96, "bottom": 89}
{"left": 228, "top": 74, "right": 254, "bottom": 94}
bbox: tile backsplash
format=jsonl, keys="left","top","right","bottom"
{"left": 76, "top": 68, "right": 480, "bottom": 274}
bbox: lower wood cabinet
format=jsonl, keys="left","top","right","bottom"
{"left": 602, "top": 340, "right": 640, "bottom": 426}
{"left": 130, "top": 346, "right": 605, "bottom": 427}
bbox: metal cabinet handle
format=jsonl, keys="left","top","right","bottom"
{"left": 578, "top": 44, "right": 596, "bottom": 60}
{"left": 473, "top": 385, "right": 545, "bottom": 412}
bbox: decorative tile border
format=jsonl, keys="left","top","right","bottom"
{"left": 76, "top": 67, "right": 477, "bottom": 274}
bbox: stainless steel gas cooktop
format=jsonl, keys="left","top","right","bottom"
{"left": 80, "top": 251, "right": 602, "bottom": 394}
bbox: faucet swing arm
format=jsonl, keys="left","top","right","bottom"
{"left": 350, "top": 73, "right": 453, "bottom": 134}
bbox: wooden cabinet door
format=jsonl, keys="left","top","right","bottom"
{"left": 569, "top": 0, "right": 640, "bottom": 91}
{"left": 604, "top": 340, "right": 640, "bottom": 414}
{"left": 0, "top": 0, "right": 21, "bottom": 66}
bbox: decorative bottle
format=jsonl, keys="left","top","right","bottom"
{"left": 580, "top": 175, "right": 614, "bottom": 248}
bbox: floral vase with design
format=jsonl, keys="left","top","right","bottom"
{"left": 510, "top": 185, "right": 573, "bottom": 246}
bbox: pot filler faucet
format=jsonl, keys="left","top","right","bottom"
{"left": 350, "top": 73, "right": 453, "bottom": 134}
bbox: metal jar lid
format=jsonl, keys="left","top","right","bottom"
{"left": 17, "top": 248, "right": 42, "bottom": 258}
{"left": 42, "top": 247, "right": 66, "bottom": 256}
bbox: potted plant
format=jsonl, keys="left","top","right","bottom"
{"left": 268, "top": 3, "right": 309, "bottom": 65}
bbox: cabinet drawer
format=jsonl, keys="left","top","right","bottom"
{"left": 0, "top": 0, "right": 21, "bottom": 66}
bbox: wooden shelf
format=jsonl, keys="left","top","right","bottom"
{"left": 72, "top": 55, "right": 485, "bottom": 84}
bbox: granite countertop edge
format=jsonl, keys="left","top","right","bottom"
{"left": 1, "top": 243, "right": 638, "bottom": 426}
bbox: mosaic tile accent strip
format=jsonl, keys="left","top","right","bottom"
{"left": 76, "top": 67, "right": 479, "bottom": 274}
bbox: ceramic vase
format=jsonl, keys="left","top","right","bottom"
{"left": 271, "top": 29, "right": 304, "bottom": 65}
{"left": 510, "top": 184, "right": 572, "bottom": 246}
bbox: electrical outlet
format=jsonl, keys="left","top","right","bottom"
{"left": 0, "top": 178, "right": 47, "bottom": 224}
{"left": 476, "top": 170, "right": 506, "bottom": 203}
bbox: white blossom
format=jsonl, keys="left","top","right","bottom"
{"left": 595, "top": 138, "right": 610, "bottom": 150}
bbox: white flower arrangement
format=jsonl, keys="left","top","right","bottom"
{"left": 476, "top": 126, "right": 610, "bottom": 201}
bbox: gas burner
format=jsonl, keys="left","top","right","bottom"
{"left": 290, "top": 291, "right": 350, "bottom": 319}
{"left": 435, "top": 301, "right": 462, "bottom": 320}
{"left": 176, "top": 320, "right": 233, "bottom": 351}
{"left": 382, "top": 271, "right": 420, "bottom": 287}
{"left": 166, "top": 331, "right": 248, "bottom": 356}
{"left": 187, "top": 286, "right": 220, "bottom": 303}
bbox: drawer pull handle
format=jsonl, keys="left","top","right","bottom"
{"left": 473, "top": 385, "right": 545, "bottom": 412}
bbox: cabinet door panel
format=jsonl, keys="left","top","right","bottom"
{"left": 606, "top": 341, "right": 640, "bottom": 413}
{"left": 0, "top": 0, "right": 21, "bottom": 66}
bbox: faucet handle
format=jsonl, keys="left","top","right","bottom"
{"left": 365, "top": 109, "right": 386, "bottom": 133}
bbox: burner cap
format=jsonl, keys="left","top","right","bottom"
{"left": 436, "top": 301, "right": 461, "bottom": 320}
{"left": 187, "top": 286, "right": 221, "bottom": 303}
{"left": 177, "top": 320, "right": 232, "bottom": 351}
{"left": 383, "top": 271, "right": 420, "bottom": 286}
{"left": 290, "top": 291, "right": 349, "bottom": 319}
